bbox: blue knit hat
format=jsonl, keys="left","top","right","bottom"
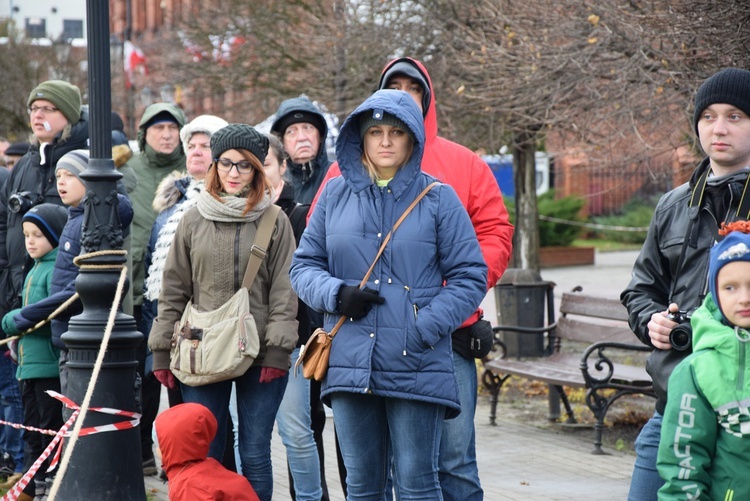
{"left": 709, "top": 230, "right": 750, "bottom": 323}
{"left": 22, "top": 203, "right": 68, "bottom": 248}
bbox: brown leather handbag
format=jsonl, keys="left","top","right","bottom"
{"left": 294, "top": 182, "right": 439, "bottom": 381}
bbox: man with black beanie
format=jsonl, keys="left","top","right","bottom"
{"left": 271, "top": 96, "right": 331, "bottom": 204}
{"left": 622, "top": 67, "right": 750, "bottom": 500}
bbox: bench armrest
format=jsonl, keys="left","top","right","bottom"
{"left": 579, "top": 341, "right": 653, "bottom": 387}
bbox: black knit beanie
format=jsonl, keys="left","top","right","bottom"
{"left": 27, "top": 80, "right": 82, "bottom": 125}
{"left": 694, "top": 68, "right": 750, "bottom": 136}
{"left": 272, "top": 110, "right": 327, "bottom": 140}
{"left": 211, "top": 124, "right": 269, "bottom": 165}
{"left": 359, "top": 110, "right": 414, "bottom": 141}
{"left": 22, "top": 203, "right": 68, "bottom": 248}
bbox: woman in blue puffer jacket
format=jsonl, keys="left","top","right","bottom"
{"left": 290, "top": 89, "right": 487, "bottom": 500}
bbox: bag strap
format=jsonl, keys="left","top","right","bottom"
{"left": 241, "top": 204, "right": 281, "bottom": 289}
{"left": 328, "top": 181, "right": 440, "bottom": 336}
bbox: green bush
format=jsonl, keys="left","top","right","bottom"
{"left": 592, "top": 196, "right": 656, "bottom": 244}
{"left": 504, "top": 190, "right": 586, "bottom": 247}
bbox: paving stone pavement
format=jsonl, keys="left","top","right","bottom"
{"left": 144, "top": 250, "right": 642, "bottom": 500}
{"left": 145, "top": 395, "right": 636, "bottom": 500}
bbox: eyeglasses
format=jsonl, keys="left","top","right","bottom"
{"left": 215, "top": 158, "right": 254, "bottom": 174}
{"left": 284, "top": 123, "right": 317, "bottom": 137}
{"left": 27, "top": 105, "right": 59, "bottom": 116}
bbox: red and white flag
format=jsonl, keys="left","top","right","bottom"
{"left": 124, "top": 40, "right": 147, "bottom": 88}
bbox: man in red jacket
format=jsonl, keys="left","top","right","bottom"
{"left": 311, "top": 57, "right": 513, "bottom": 501}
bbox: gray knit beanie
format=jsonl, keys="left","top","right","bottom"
{"left": 359, "top": 110, "right": 414, "bottom": 141}
{"left": 211, "top": 124, "right": 269, "bottom": 164}
{"left": 694, "top": 68, "right": 750, "bottom": 137}
{"left": 27, "top": 80, "right": 82, "bottom": 125}
{"left": 379, "top": 60, "right": 431, "bottom": 116}
{"left": 55, "top": 149, "right": 89, "bottom": 183}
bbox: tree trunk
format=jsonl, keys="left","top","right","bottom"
{"left": 512, "top": 132, "right": 541, "bottom": 272}
{"left": 333, "top": 0, "right": 347, "bottom": 121}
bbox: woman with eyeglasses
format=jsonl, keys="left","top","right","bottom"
{"left": 148, "top": 123, "right": 298, "bottom": 501}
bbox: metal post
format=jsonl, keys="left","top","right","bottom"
{"left": 55, "top": 0, "right": 145, "bottom": 498}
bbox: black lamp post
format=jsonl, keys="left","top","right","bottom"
{"left": 55, "top": 0, "right": 145, "bottom": 498}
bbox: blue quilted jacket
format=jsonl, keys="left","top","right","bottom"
{"left": 290, "top": 90, "right": 487, "bottom": 416}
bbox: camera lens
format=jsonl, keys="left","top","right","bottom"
{"left": 8, "top": 195, "right": 23, "bottom": 214}
{"left": 669, "top": 324, "right": 692, "bottom": 351}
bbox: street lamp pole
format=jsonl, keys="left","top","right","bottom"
{"left": 55, "top": 0, "right": 145, "bottom": 498}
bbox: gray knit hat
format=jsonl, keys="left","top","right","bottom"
{"left": 27, "top": 80, "right": 82, "bottom": 125}
{"left": 55, "top": 149, "right": 89, "bottom": 183}
{"left": 22, "top": 203, "right": 68, "bottom": 248}
{"left": 211, "top": 124, "right": 269, "bottom": 164}
{"left": 379, "top": 60, "right": 431, "bottom": 115}
{"left": 359, "top": 110, "right": 414, "bottom": 141}
{"left": 694, "top": 68, "right": 750, "bottom": 136}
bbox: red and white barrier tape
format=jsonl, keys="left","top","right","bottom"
{"left": 0, "top": 391, "right": 140, "bottom": 501}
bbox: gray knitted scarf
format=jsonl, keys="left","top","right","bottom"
{"left": 197, "top": 189, "right": 272, "bottom": 223}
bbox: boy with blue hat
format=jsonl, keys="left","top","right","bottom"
{"left": 657, "top": 221, "right": 750, "bottom": 499}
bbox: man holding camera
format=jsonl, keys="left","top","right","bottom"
{"left": 0, "top": 80, "right": 89, "bottom": 321}
{"left": 621, "top": 67, "right": 750, "bottom": 500}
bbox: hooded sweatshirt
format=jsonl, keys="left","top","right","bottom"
{"left": 127, "top": 103, "right": 187, "bottom": 306}
{"left": 310, "top": 58, "right": 513, "bottom": 327}
{"left": 155, "top": 403, "right": 259, "bottom": 501}
{"left": 657, "top": 295, "right": 750, "bottom": 500}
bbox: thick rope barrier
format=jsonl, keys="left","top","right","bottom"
{"left": 0, "top": 293, "right": 80, "bottom": 347}
{"left": 46, "top": 261, "right": 128, "bottom": 501}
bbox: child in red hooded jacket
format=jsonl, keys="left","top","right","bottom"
{"left": 155, "top": 403, "right": 259, "bottom": 501}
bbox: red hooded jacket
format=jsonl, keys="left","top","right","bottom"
{"left": 310, "top": 57, "right": 513, "bottom": 326}
{"left": 155, "top": 403, "right": 259, "bottom": 501}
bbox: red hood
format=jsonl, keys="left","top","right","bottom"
{"left": 378, "top": 58, "right": 438, "bottom": 146}
{"left": 155, "top": 403, "right": 216, "bottom": 475}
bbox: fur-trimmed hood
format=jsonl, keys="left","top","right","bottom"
{"left": 152, "top": 171, "right": 192, "bottom": 213}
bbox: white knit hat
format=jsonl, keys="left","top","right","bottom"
{"left": 180, "top": 115, "right": 229, "bottom": 153}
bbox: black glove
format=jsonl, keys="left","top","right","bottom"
{"left": 336, "top": 286, "right": 385, "bottom": 320}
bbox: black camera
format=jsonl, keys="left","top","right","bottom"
{"left": 667, "top": 310, "right": 692, "bottom": 351}
{"left": 8, "top": 191, "right": 42, "bottom": 214}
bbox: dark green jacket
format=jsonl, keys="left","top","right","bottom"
{"left": 127, "top": 103, "right": 186, "bottom": 306}
{"left": 2, "top": 249, "right": 60, "bottom": 380}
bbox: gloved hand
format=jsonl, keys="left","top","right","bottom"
{"left": 8, "top": 340, "right": 18, "bottom": 364}
{"left": 154, "top": 369, "right": 177, "bottom": 390}
{"left": 336, "top": 286, "right": 385, "bottom": 320}
{"left": 259, "top": 367, "right": 287, "bottom": 383}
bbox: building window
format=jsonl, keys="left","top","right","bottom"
{"left": 25, "top": 17, "right": 46, "bottom": 39}
{"left": 62, "top": 20, "right": 83, "bottom": 40}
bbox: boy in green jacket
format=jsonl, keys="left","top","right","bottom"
{"left": 657, "top": 221, "right": 750, "bottom": 500}
{"left": 0, "top": 203, "right": 67, "bottom": 499}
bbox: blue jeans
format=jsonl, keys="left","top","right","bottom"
{"left": 438, "top": 352, "right": 483, "bottom": 501}
{"left": 180, "top": 366, "right": 288, "bottom": 501}
{"left": 627, "top": 411, "right": 664, "bottom": 501}
{"left": 276, "top": 348, "right": 322, "bottom": 501}
{"left": 332, "top": 392, "right": 445, "bottom": 501}
{"left": 0, "top": 355, "right": 23, "bottom": 472}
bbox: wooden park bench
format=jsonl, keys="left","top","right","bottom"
{"left": 482, "top": 288, "right": 656, "bottom": 454}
